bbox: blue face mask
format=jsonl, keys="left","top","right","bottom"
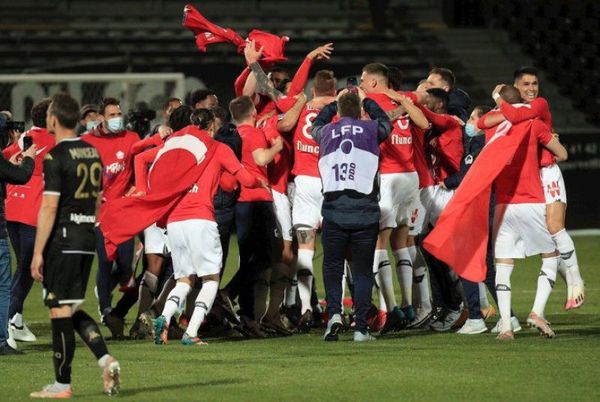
{"left": 106, "top": 117, "right": 124, "bottom": 133}
{"left": 465, "top": 123, "right": 479, "bottom": 137}
{"left": 86, "top": 120, "right": 99, "bottom": 131}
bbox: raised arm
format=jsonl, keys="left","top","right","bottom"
{"left": 245, "top": 40, "right": 282, "bottom": 101}
{"left": 287, "top": 43, "right": 334, "bottom": 97}
{"left": 234, "top": 67, "right": 252, "bottom": 97}
{"left": 276, "top": 93, "right": 307, "bottom": 132}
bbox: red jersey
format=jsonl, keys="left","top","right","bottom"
{"left": 411, "top": 126, "right": 434, "bottom": 188}
{"left": 291, "top": 99, "right": 332, "bottom": 177}
{"left": 237, "top": 124, "right": 272, "bottom": 202}
{"left": 420, "top": 106, "right": 463, "bottom": 183}
{"left": 168, "top": 141, "right": 246, "bottom": 223}
{"left": 3, "top": 127, "right": 55, "bottom": 226}
{"left": 367, "top": 91, "right": 417, "bottom": 174}
{"left": 82, "top": 128, "right": 139, "bottom": 205}
{"left": 261, "top": 115, "right": 291, "bottom": 194}
{"left": 495, "top": 120, "right": 552, "bottom": 204}
{"left": 499, "top": 97, "right": 554, "bottom": 167}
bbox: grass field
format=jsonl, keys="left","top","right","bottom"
{"left": 1, "top": 236, "right": 599, "bottom": 401}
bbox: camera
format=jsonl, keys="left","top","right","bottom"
{"left": 126, "top": 102, "right": 156, "bottom": 137}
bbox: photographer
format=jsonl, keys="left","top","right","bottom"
{"left": 126, "top": 102, "right": 156, "bottom": 139}
{"left": 0, "top": 112, "right": 37, "bottom": 355}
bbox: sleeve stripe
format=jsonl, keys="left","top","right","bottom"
{"left": 43, "top": 191, "right": 61, "bottom": 196}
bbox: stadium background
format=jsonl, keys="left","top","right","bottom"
{"left": 0, "top": 0, "right": 598, "bottom": 229}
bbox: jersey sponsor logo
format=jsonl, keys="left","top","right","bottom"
{"left": 296, "top": 140, "right": 319, "bottom": 154}
{"left": 70, "top": 213, "right": 96, "bottom": 224}
{"left": 397, "top": 117, "right": 410, "bottom": 130}
{"left": 36, "top": 146, "right": 48, "bottom": 155}
{"left": 105, "top": 161, "right": 126, "bottom": 176}
{"left": 390, "top": 134, "right": 412, "bottom": 145}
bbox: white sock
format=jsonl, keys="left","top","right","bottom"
{"left": 373, "top": 249, "right": 396, "bottom": 311}
{"left": 495, "top": 263, "right": 514, "bottom": 332}
{"left": 285, "top": 273, "right": 298, "bottom": 307}
{"left": 52, "top": 382, "right": 71, "bottom": 391}
{"left": 186, "top": 280, "right": 219, "bottom": 338}
{"left": 552, "top": 229, "right": 583, "bottom": 286}
{"left": 393, "top": 248, "right": 413, "bottom": 307}
{"left": 413, "top": 250, "right": 431, "bottom": 311}
{"left": 407, "top": 245, "right": 417, "bottom": 264}
{"left": 557, "top": 259, "right": 568, "bottom": 284}
{"left": 478, "top": 282, "right": 490, "bottom": 308}
{"left": 11, "top": 312, "right": 23, "bottom": 327}
{"left": 97, "top": 354, "right": 110, "bottom": 368}
{"left": 532, "top": 257, "right": 559, "bottom": 317}
{"left": 161, "top": 282, "right": 191, "bottom": 323}
{"left": 296, "top": 249, "right": 314, "bottom": 313}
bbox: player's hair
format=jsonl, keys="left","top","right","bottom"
{"left": 499, "top": 86, "right": 521, "bottom": 104}
{"left": 513, "top": 66, "right": 538, "bottom": 81}
{"left": 276, "top": 78, "right": 292, "bottom": 94}
{"left": 362, "top": 63, "right": 389, "bottom": 84}
{"left": 191, "top": 108, "right": 215, "bottom": 130}
{"left": 387, "top": 66, "right": 403, "bottom": 91}
{"left": 212, "top": 106, "right": 229, "bottom": 123}
{"left": 229, "top": 96, "right": 255, "bottom": 122}
{"left": 99, "top": 97, "right": 120, "bottom": 115}
{"left": 49, "top": 93, "right": 80, "bottom": 130}
{"left": 168, "top": 105, "right": 193, "bottom": 132}
{"left": 337, "top": 92, "right": 361, "bottom": 119}
{"left": 190, "top": 89, "right": 216, "bottom": 107}
{"left": 473, "top": 105, "right": 492, "bottom": 118}
{"left": 313, "top": 70, "right": 336, "bottom": 96}
{"left": 426, "top": 88, "right": 450, "bottom": 112}
{"left": 270, "top": 67, "right": 289, "bottom": 77}
{"left": 162, "top": 97, "right": 182, "bottom": 112}
{"left": 429, "top": 67, "right": 455, "bottom": 89}
{"left": 31, "top": 98, "right": 51, "bottom": 128}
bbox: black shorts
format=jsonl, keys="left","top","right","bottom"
{"left": 43, "top": 248, "right": 94, "bottom": 308}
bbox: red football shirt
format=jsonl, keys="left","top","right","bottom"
{"left": 291, "top": 99, "right": 333, "bottom": 177}
{"left": 261, "top": 115, "right": 291, "bottom": 194}
{"left": 411, "top": 126, "right": 434, "bottom": 188}
{"left": 3, "top": 127, "right": 55, "bottom": 226}
{"left": 168, "top": 141, "right": 246, "bottom": 223}
{"left": 237, "top": 124, "right": 272, "bottom": 202}
{"left": 499, "top": 97, "right": 554, "bottom": 167}
{"left": 494, "top": 120, "right": 552, "bottom": 204}
{"left": 82, "top": 129, "right": 139, "bottom": 206}
{"left": 367, "top": 91, "right": 417, "bottom": 174}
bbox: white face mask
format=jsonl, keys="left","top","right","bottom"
{"left": 86, "top": 120, "right": 99, "bottom": 131}
{"left": 106, "top": 117, "right": 124, "bottom": 133}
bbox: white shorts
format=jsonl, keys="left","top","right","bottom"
{"left": 166, "top": 219, "right": 222, "bottom": 279}
{"left": 273, "top": 189, "right": 293, "bottom": 241}
{"left": 143, "top": 223, "right": 168, "bottom": 254}
{"left": 292, "top": 175, "right": 323, "bottom": 230}
{"left": 493, "top": 203, "right": 556, "bottom": 259}
{"left": 420, "top": 185, "right": 455, "bottom": 227}
{"left": 407, "top": 189, "right": 427, "bottom": 236}
{"left": 379, "top": 172, "right": 419, "bottom": 230}
{"left": 540, "top": 164, "right": 567, "bottom": 204}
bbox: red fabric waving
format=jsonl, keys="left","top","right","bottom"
{"left": 422, "top": 120, "right": 533, "bottom": 282}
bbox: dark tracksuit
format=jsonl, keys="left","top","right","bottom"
{"left": 312, "top": 99, "right": 392, "bottom": 333}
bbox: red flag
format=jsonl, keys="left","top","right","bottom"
{"left": 182, "top": 4, "right": 289, "bottom": 64}
{"left": 182, "top": 4, "right": 245, "bottom": 52}
{"left": 100, "top": 126, "right": 217, "bottom": 260}
{"left": 423, "top": 120, "right": 534, "bottom": 282}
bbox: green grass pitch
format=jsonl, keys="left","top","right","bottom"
{"left": 1, "top": 236, "right": 599, "bottom": 401}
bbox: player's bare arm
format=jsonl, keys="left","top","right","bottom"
{"left": 245, "top": 40, "right": 282, "bottom": 101}
{"left": 277, "top": 93, "right": 308, "bottom": 132}
{"left": 545, "top": 137, "right": 568, "bottom": 162}
{"left": 31, "top": 194, "right": 60, "bottom": 282}
{"left": 252, "top": 136, "right": 283, "bottom": 166}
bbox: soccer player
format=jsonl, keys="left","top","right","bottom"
{"left": 312, "top": 89, "right": 392, "bottom": 342}
{"left": 359, "top": 62, "right": 429, "bottom": 333}
{"left": 190, "top": 89, "right": 219, "bottom": 110}
{"left": 290, "top": 70, "right": 337, "bottom": 331}
{"left": 82, "top": 98, "right": 139, "bottom": 338}
{"left": 485, "top": 67, "right": 585, "bottom": 310}
{"left": 153, "top": 109, "right": 267, "bottom": 345}
{"left": 2, "top": 99, "right": 55, "bottom": 343}
{"left": 416, "top": 88, "right": 465, "bottom": 332}
{"left": 488, "top": 85, "right": 568, "bottom": 340}
{"left": 30, "top": 93, "right": 120, "bottom": 397}
{"left": 420, "top": 67, "right": 471, "bottom": 122}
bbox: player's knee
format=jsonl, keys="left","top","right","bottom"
{"left": 202, "top": 274, "right": 220, "bottom": 283}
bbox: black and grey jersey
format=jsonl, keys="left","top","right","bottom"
{"left": 43, "top": 138, "right": 102, "bottom": 252}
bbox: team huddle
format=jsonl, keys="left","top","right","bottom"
{"left": 0, "top": 34, "right": 586, "bottom": 399}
